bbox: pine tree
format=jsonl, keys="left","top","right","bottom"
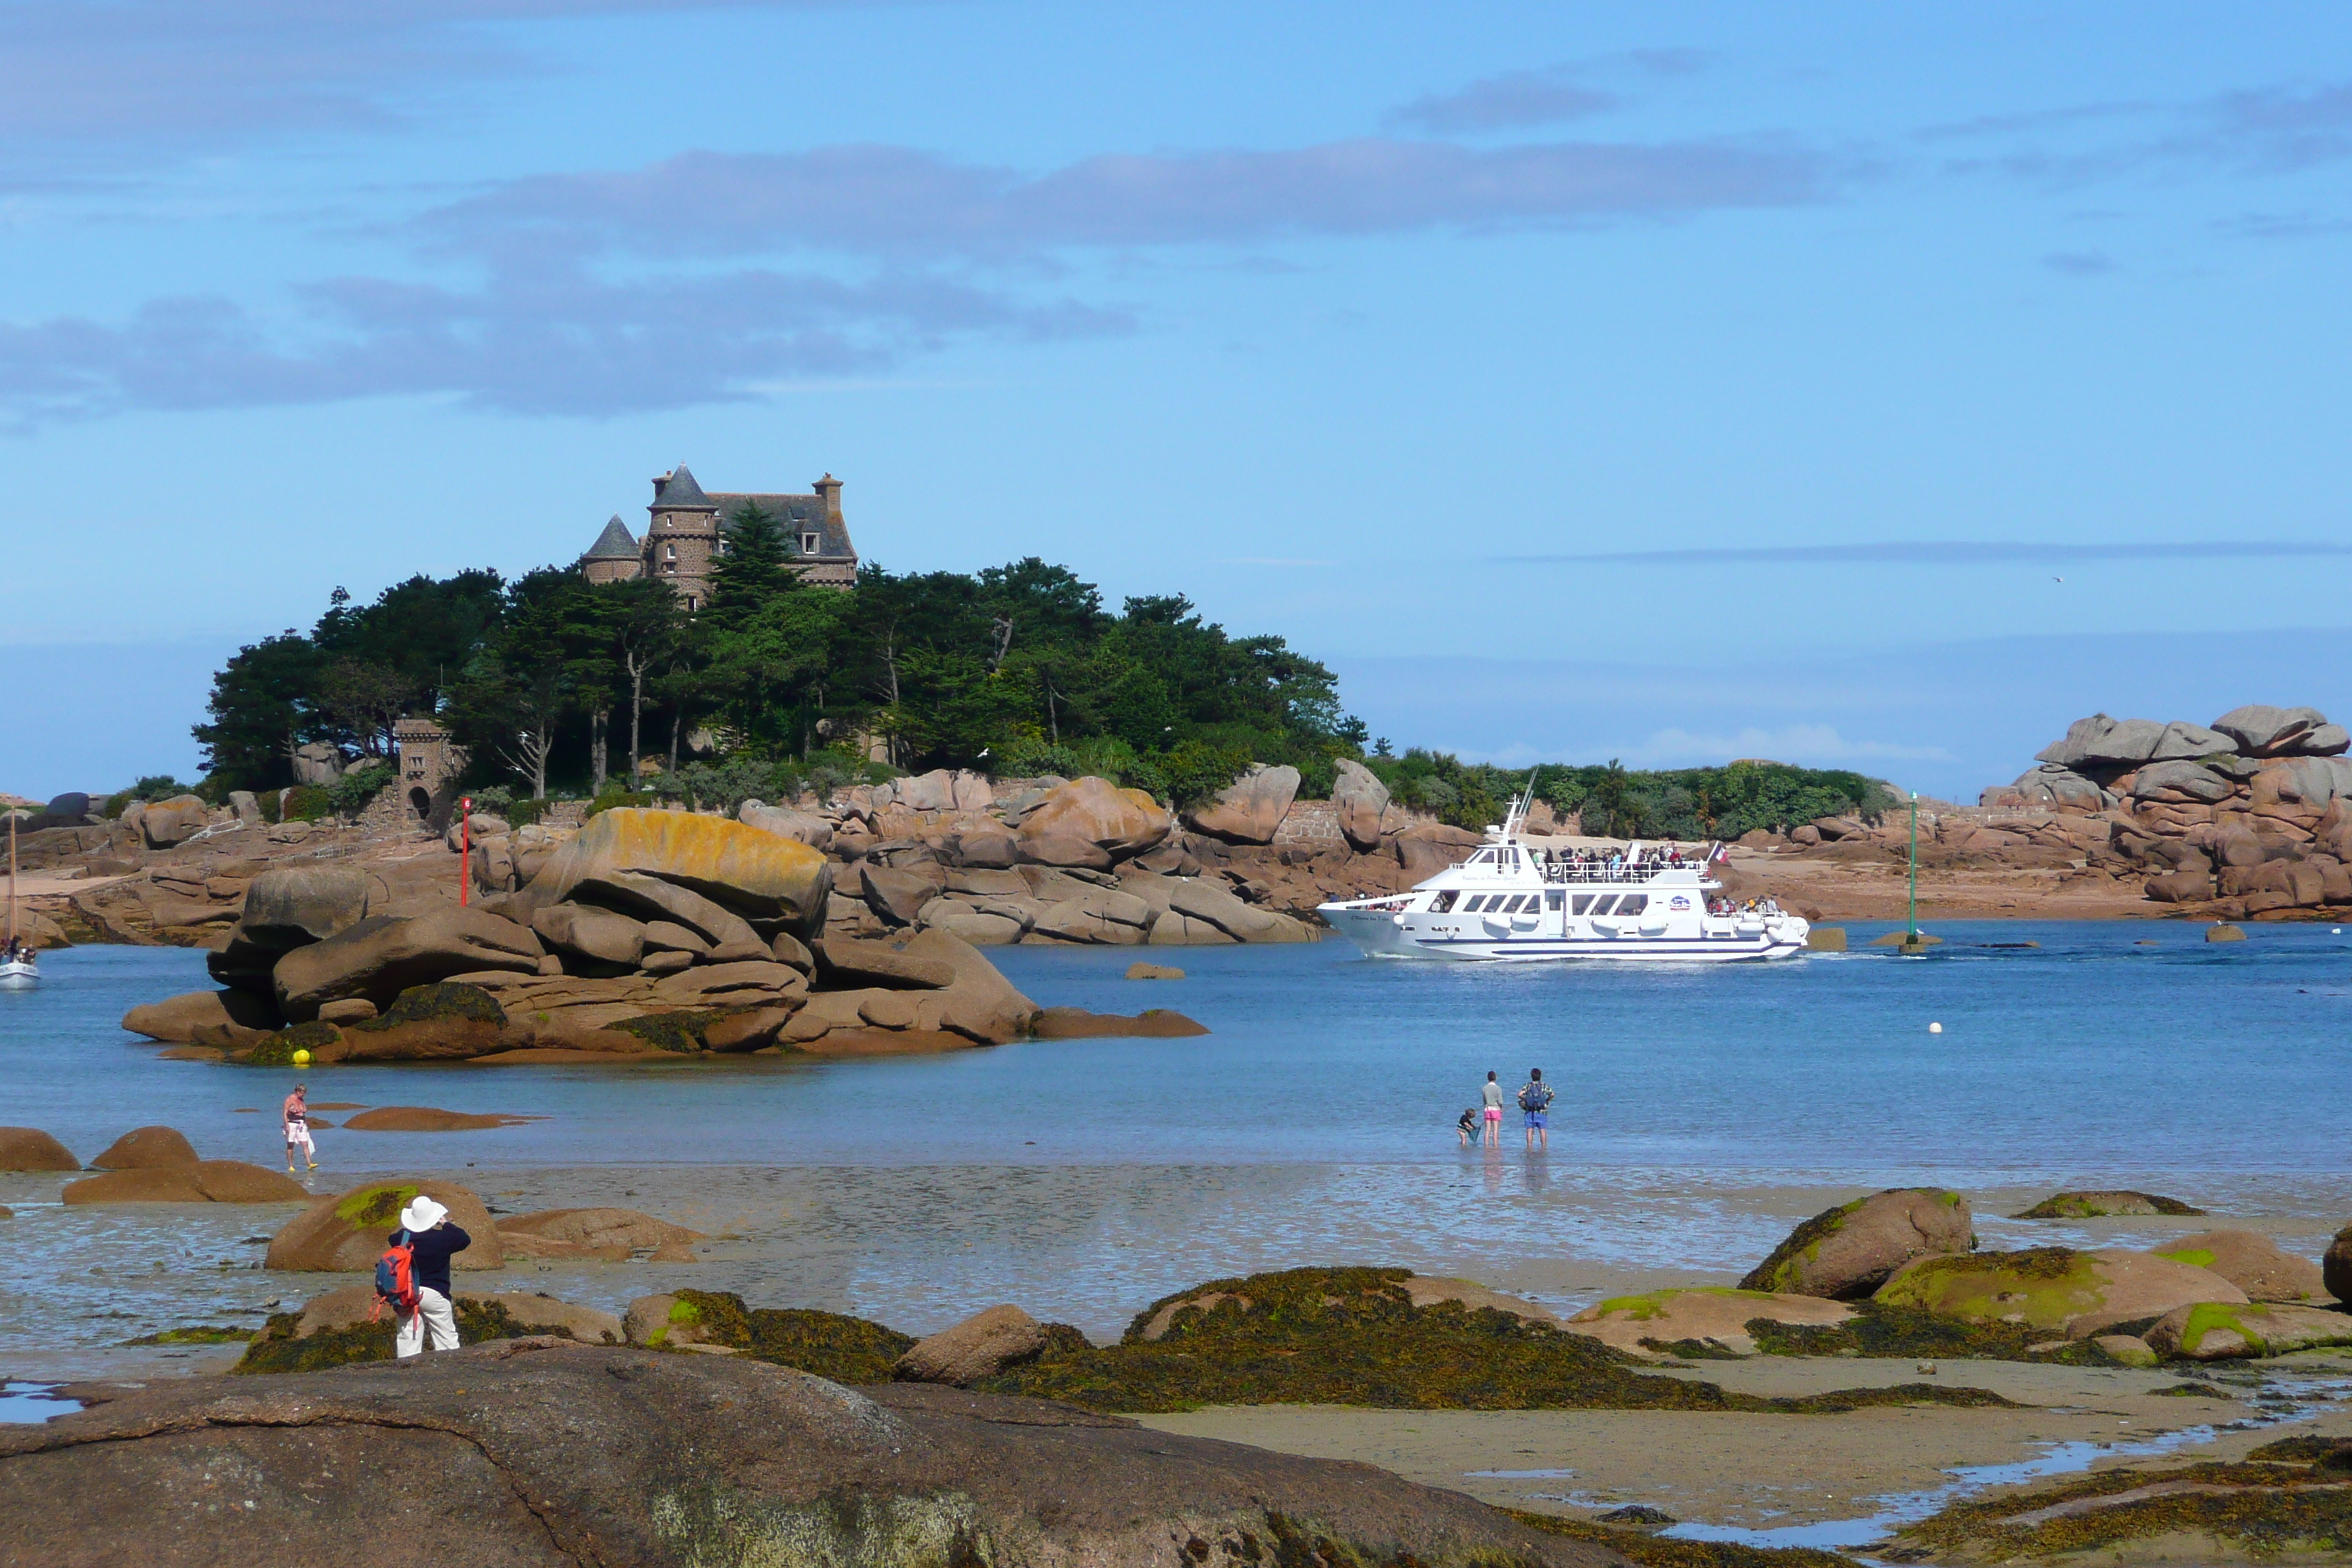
{"left": 704, "top": 501, "right": 792, "bottom": 631}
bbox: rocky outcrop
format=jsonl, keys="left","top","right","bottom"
{"left": 2013, "top": 1189, "right": 2204, "bottom": 1219}
{"left": 0, "top": 1341, "right": 1619, "bottom": 1568}
{"left": 1330, "top": 758, "right": 1392, "bottom": 851}
{"left": 1567, "top": 1288, "right": 1854, "bottom": 1358}
{"left": 0, "top": 1128, "right": 80, "bottom": 1171}
{"left": 90, "top": 1126, "right": 200, "bottom": 1169}
{"left": 1987, "top": 706, "right": 2352, "bottom": 916}
{"left": 137, "top": 794, "right": 211, "bottom": 849}
{"left": 1184, "top": 764, "right": 1300, "bottom": 845}
{"left": 893, "top": 1304, "right": 1053, "bottom": 1386}
{"left": 2151, "top": 1231, "right": 2330, "bottom": 1303}
{"left": 61, "top": 1161, "right": 306, "bottom": 1204}
{"left": 265, "top": 1178, "right": 505, "bottom": 1272}
{"left": 273, "top": 908, "right": 546, "bottom": 1021}
{"left": 517, "top": 807, "right": 833, "bottom": 943}
{"left": 340, "top": 1107, "right": 532, "bottom": 1131}
{"left": 121, "top": 987, "right": 284, "bottom": 1046}
{"left": 1740, "top": 1188, "right": 1973, "bottom": 1299}
{"left": 1017, "top": 777, "right": 1172, "bottom": 860}
{"left": 1874, "top": 1246, "right": 2245, "bottom": 1337}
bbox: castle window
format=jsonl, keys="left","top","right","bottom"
{"left": 664, "top": 543, "right": 676, "bottom": 560}
{"left": 802, "top": 533, "right": 820, "bottom": 554}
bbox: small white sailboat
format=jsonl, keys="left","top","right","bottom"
{"left": 1, "top": 810, "right": 37, "bottom": 989}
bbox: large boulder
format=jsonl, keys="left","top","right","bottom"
{"left": 0, "top": 1343, "right": 1621, "bottom": 1568}
{"left": 739, "top": 802, "right": 834, "bottom": 853}
{"left": 893, "top": 1304, "right": 1053, "bottom": 1386}
{"left": 2151, "top": 1231, "right": 2329, "bottom": 1303}
{"left": 61, "top": 1161, "right": 306, "bottom": 1204}
{"left": 265, "top": 1178, "right": 505, "bottom": 1272}
{"left": 211, "top": 867, "right": 374, "bottom": 994}
{"left": 1017, "top": 777, "right": 1172, "bottom": 859}
{"left": 0, "top": 1128, "right": 80, "bottom": 1171}
{"left": 889, "top": 927, "right": 1037, "bottom": 1043}
{"left": 90, "top": 1126, "right": 200, "bottom": 1169}
{"left": 273, "top": 908, "right": 545, "bottom": 1021}
{"left": 495, "top": 1207, "right": 702, "bottom": 1263}
{"left": 2324, "top": 1225, "right": 2352, "bottom": 1304}
{"left": 820, "top": 936, "right": 959, "bottom": 990}
{"left": 2130, "top": 759, "right": 2235, "bottom": 802}
{"left": 1166, "top": 878, "right": 1315, "bottom": 943}
{"left": 2148, "top": 720, "right": 2234, "bottom": 761}
{"left": 570, "top": 871, "right": 767, "bottom": 960}
{"left": 1739, "top": 1188, "right": 1973, "bottom": 1300}
{"left": 1567, "top": 1288, "right": 1854, "bottom": 1357}
{"left": 2213, "top": 704, "right": 2336, "bottom": 756}
{"left": 1331, "top": 758, "right": 1392, "bottom": 852}
{"left": 529, "top": 902, "right": 647, "bottom": 968}
{"left": 518, "top": 807, "right": 832, "bottom": 943}
{"left": 1183, "top": 764, "right": 1301, "bottom": 845}
{"left": 138, "top": 794, "right": 210, "bottom": 849}
{"left": 858, "top": 863, "right": 942, "bottom": 927}
{"left": 2144, "top": 1300, "right": 2352, "bottom": 1360}
{"left": 1874, "top": 1246, "right": 2246, "bottom": 1336}
{"left": 121, "top": 987, "right": 284, "bottom": 1046}
{"left": 1030, "top": 885, "right": 1156, "bottom": 946}
{"left": 2013, "top": 1189, "right": 2205, "bottom": 1219}
{"left": 2037, "top": 715, "right": 2167, "bottom": 772}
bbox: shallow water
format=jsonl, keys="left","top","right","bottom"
{"left": 2, "top": 924, "right": 2349, "bottom": 1349}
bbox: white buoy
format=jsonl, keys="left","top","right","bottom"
{"left": 1928, "top": 1022, "right": 1943, "bottom": 1035}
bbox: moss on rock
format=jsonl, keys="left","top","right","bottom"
{"left": 1746, "top": 1300, "right": 2119, "bottom": 1365}
{"left": 611, "top": 1011, "right": 717, "bottom": 1054}
{"left": 353, "top": 981, "right": 506, "bottom": 1032}
{"left": 1869, "top": 1246, "right": 2104, "bottom": 1332}
{"left": 660, "top": 1289, "right": 915, "bottom": 1382}
{"left": 234, "top": 1297, "right": 558, "bottom": 1374}
{"left": 973, "top": 1266, "right": 2019, "bottom": 1414}
{"left": 124, "top": 1326, "right": 253, "bottom": 1346}
{"left": 2013, "top": 1189, "right": 2206, "bottom": 1219}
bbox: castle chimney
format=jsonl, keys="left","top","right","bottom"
{"left": 814, "top": 473, "right": 843, "bottom": 520}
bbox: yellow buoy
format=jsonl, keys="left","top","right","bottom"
{"left": 292, "top": 1049, "right": 312, "bottom": 1066}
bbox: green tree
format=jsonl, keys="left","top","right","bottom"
{"left": 192, "top": 633, "right": 324, "bottom": 789}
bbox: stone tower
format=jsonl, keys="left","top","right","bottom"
{"left": 645, "top": 464, "right": 723, "bottom": 609}
{"left": 581, "top": 516, "right": 640, "bottom": 585}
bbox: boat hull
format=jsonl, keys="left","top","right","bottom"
{"left": 1320, "top": 905, "right": 1808, "bottom": 964}
{"left": 0, "top": 962, "right": 37, "bottom": 990}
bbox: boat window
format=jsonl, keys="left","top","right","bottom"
{"left": 1430, "top": 890, "right": 1456, "bottom": 913}
{"left": 1572, "top": 894, "right": 1598, "bottom": 915}
{"left": 1461, "top": 894, "right": 1487, "bottom": 913}
{"left": 1545, "top": 889, "right": 1564, "bottom": 910}
{"left": 1618, "top": 894, "right": 1648, "bottom": 916}
{"left": 1500, "top": 894, "right": 1526, "bottom": 913}
{"left": 1470, "top": 850, "right": 1493, "bottom": 865}
{"left": 1587, "top": 895, "right": 1618, "bottom": 916}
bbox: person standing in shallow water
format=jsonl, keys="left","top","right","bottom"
{"left": 1480, "top": 1071, "right": 1505, "bottom": 1148}
{"left": 282, "top": 1083, "right": 315, "bottom": 1173}
{"left": 1518, "top": 1067, "right": 1553, "bottom": 1151}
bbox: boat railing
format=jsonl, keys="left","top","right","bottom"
{"left": 1535, "top": 857, "right": 1709, "bottom": 884}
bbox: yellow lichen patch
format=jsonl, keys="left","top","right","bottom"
{"left": 1873, "top": 1248, "right": 2101, "bottom": 1331}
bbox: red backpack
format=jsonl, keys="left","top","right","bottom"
{"left": 372, "top": 1230, "right": 418, "bottom": 1319}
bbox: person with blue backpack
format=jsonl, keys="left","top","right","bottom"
{"left": 1517, "top": 1068, "right": 1553, "bottom": 1150}
{"left": 380, "top": 1194, "right": 471, "bottom": 1359}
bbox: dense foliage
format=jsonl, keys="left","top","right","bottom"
{"left": 1364, "top": 750, "right": 1897, "bottom": 837}
{"left": 195, "top": 511, "right": 1362, "bottom": 805}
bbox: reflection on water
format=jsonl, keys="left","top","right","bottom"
{"left": 0, "top": 1381, "right": 79, "bottom": 1422}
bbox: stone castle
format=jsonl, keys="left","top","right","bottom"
{"left": 578, "top": 464, "right": 859, "bottom": 608}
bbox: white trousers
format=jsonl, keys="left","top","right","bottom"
{"left": 284, "top": 1123, "right": 314, "bottom": 1155}
{"left": 395, "top": 1287, "right": 459, "bottom": 1358}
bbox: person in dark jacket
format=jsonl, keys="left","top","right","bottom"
{"left": 391, "top": 1194, "right": 471, "bottom": 1358}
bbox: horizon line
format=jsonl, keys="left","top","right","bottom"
{"left": 1493, "top": 540, "right": 2352, "bottom": 566}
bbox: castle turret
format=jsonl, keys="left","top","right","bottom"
{"left": 646, "top": 464, "right": 722, "bottom": 609}
{"left": 581, "top": 515, "right": 641, "bottom": 585}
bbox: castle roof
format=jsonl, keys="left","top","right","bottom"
{"left": 651, "top": 464, "right": 717, "bottom": 512}
{"left": 583, "top": 515, "right": 639, "bottom": 560}
{"left": 710, "top": 491, "right": 856, "bottom": 561}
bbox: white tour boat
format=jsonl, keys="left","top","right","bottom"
{"left": 1319, "top": 791, "right": 1809, "bottom": 963}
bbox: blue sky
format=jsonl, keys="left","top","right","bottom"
{"left": 4, "top": 1, "right": 2348, "bottom": 799}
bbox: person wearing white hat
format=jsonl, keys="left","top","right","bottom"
{"left": 391, "top": 1194, "right": 471, "bottom": 1359}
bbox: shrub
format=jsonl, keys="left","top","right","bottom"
{"left": 282, "top": 785, "right": 333, "bottom": 821}
{"left": 256, "top": 790, "right": 282, "bottom": 825}
{"left": 505, "top": 796, "right": 549, "bottom": 828}
{"left": 325, "top": 760, "right": 395, "bottom": 817}
{"left": 584, "top": 787, "right": 655, "bottom": 819}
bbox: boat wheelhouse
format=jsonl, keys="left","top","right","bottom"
{"left": 1318, "top": 791, "right": 1808, "bottom": 963}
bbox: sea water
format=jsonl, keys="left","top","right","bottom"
{"left": 1, "top": 924, "right": 2348, "bottom": 1347}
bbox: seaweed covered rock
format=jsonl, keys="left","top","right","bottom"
{"left": 1029, "top": 1006, "right": 1210, "bottom": 1039}
{"left": 89, "top": 1126, "right": 200, "bottom": 1169}
{"left": 497, "top": 1207, "right": 702, "bottom": 1262}
{"left": 2144, "top": 1300, "right": 2352, "bottom": 1360}
{"left": 235, "top": 1289, "right": 620, "bottom": 1373}
{"left": 1740, "top": 1188, "right": 1973, "bottom": 1299}
{"left": 265, "top": 1178, "right": 505, "bottom": 1271}
{"left": 339, "top": 1107, "right": 530, "bottom": 1131}
{"left": 894, "top": 1305, "right": 1057, "bottom": 1387}
{"left": 2013, "top": 1188, "right": 2206, "bottom": 1219}
{"left": 980, "top": 1265, "right": 1994, "bottom": 1414}
{"left": 1874, "top": 1246, "right": 2245, "bottom": 1336}
{"left": 62, "top": 1161, "right": 306, "bottom": 1204}
{"left": 2152, "top": 1230, "right": 2330, "bottom": 1303}
{"left": 1567, "top": 1288, "right": 1855, "bottom": 1358}
{"left": 0, "top": 1128, "right": 78, "bottom": 1172}
{"left": 1, "top": 1341, "right": 1621, "bottom": 1568}
{"left": 622, "top": 1289, "right": 913, "bottom": 1382}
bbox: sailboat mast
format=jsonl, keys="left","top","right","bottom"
{"left": 7, "top": 810, "right": 16, "bottom": 946}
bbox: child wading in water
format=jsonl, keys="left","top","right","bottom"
{"left": 283, "top": 1083, "right": 317, "bottom": 1172}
